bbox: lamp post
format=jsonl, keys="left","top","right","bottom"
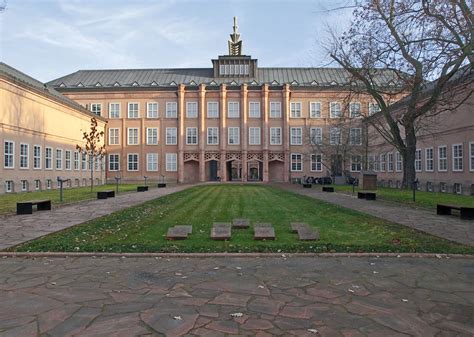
{"left": 57, "top": 177, "right": 70, "bottom": 202}
{"left": 144, "top": 176, "right": 148, "bottom": 187}
{"left": 114, "top": 175, "right": 121, "bottom": 195}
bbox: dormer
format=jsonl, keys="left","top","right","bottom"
{"left": 113, "top": 81, "right": 121, "bottom": 87}
{"left": 150, "top": 81, "right": 158, "bottom": 86}
{"left": 131, "top": 81, "right": 139, "bottom": 87}
{"left": 95, "top": 82, "right": 102, "bottom": 87}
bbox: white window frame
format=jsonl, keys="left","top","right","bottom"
{"left": 207, "top": 102, "right": 219, "bottom": 118}
{"left": 146, "top": 153, "right": 159, "bottom": 172}
{"left": 329, "top": 127, "right": 341, "bottom": 145}
{"left": 81, "top": 153, "right": 87, "bottom": 171}
{"left": 207, "top": 127, "right": 219, "bottom": 145}
{"left": 369, "top": 102, "right": 380, "bottom": 115}
{"left": 452, "top": 143, "right": 463, "bottom": 172}
{"left": 270, "top": 102, "right": 281, "bottom": 118}
{"left": 109, "top": 128, "right": 120, "bottom": 145}
{"left": 290, "top": 102, "right": 302, "bottom": 118}
{"left": 55, "top": 148, "right": 63, "bottom": 170}
{"left": 166, "top": 102, "right": 177, "bottom": 118}
{"left": 329, "top": 102, "right": 341, "bottom": 118}
{"left": 34, "top": 179, "right": 41, "bottom": 191}
{"left": 270, "top": 127, "right": 282, "bottom": 145}
{"left": 109, "top": 103, "right": 120, "bottom": 118}
{"left": 290, "top": 153, "right": 303, "bottom": 172}
{"left": 415, "top": 149, "right": 422, "bottom": 172}
{"left": 290, "top": 127, "right": 303, "bottom": 145}
{"left": 65, "top": 150, "right": 72, "bottom": 170}
{"left": 186, "top": 127, "right": 198, "bottom": 145}
{"left": 45, "top": 146, "right": 52, "bottom": 170}
{"left": 20, "top": 143, "right": 29, "bottom": 169}
{"left": 438, "top": 145, "right": 448, "bottom": 172}
{"left": 380, "top": 153, "right": 386, "bottom": 172}
{"left": 395, "top": 151, "right": 402, "bottom": 172}
{"left": 21, "top": 180, "right": 28, "bottom": 192}
{"left": 147, "top": 102, "right": 159, "bottom": 118}
{"left": 74, "top": 151, "right": 79, "bottom": 171}
{"left": 248, "top": 102, "right": 261, "bottom": 118}
{"left": 249, "top": 127, "right": 261, "bottom": 145}
{"left": 127, "top": 128, "right": 139, "bottom": 145}
{"left": 127, "top": 102, "right": 139, "bottom": 119}
{"left": 351, "top": 155, "right": 362, "bottom": 172}
{"left": 311, "top": 154, "right": 323, "bottom": 172}
{"left": 310, "top": 102, "right": 321, "bottom": 118}
{"left": 470, "top": 142, "right": 474, "bottom": 172}
{"left": 310, "top": 127, "right": 322, "bottom": 145}
{"left": 425, "top": 147, "right": 434, "bottom": 172}
{"left": 146, "top": 128, "right": 159, "bottom": 145}
{"left": 4, "top": 140, "right": 14, "bottom": 169}
{"left": 33, "top": 145, "right": 41, "bottom": 169}
{"left": 108, "top": 154, "right": 120, "bottom": 171}
{"left": 387, "top": 152, "right": 393, "bottom": 172}
{"left": 349, "top": 102, "right": 361, "bottom": 118}
{"left": 349, "top": 128, "right": 362, "bottom": 145}
{"left": 228, "top": 101, "right": 240, "bottom": 118}
{"left": 127, "top": 153, "right": 139, "bottom": 171}
{"left": 166, "top": 153, "right": 177, "bottom": 172}
{"left": 186, "top": 101, "right": 198, "bottom": 118}
{"left": 166, "top": 127, "right": 177, "bottom": 145}
{"left": 228, "top": 127, "right": 240, "bottom": 145}
{"left": 90, "top": 103, "right": 102, "bottom": 116}
{"left": 5, "top": 180, "right": 13, "bottom": 193}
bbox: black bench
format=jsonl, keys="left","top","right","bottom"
{"left": 358, "top": 191, "right": 377, "bottom": 200}
{"left": 322, "top": 186, "right": 334, "bottom": 192}
{"left": 303, "top": 183, "right": 312, "bottom": 188}
{"left": 157, "top": 183, "right": 167, "bottom": 188}
{"left": 17, "top": 200, "right": 51, "bottom": 215}
{"left": 437, "top": 204, "right": 474, "bottom": 220}
{"left": 137, "top": 186, "right": 149, "bottom": 192}
{"left": 97, "top": 190, "right": 115, "bottom": 199}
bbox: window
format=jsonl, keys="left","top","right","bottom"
{"left": 34, "top": 180, "right": 41, "bottom": 191}
{"left": 368, "top": 155, "right": 376, "bottom": 171}
{"left": 127, "top": 128, "right": 139, "bottom": 145}
{"left": 249, "top": 102, "right": 261, "bottom": 118}
{"left": 350, "top": 102, "right": 361, "bottom": 118}
{"left": 453, "top": 144, "right": 463, "bottom": 171}
{"left": 109, "top": 103, "right": 120, "bottom": 118}
{"left": 369, "top": 102, "right": 380, "bottom": 115}
{"left": 351, "top": 155, "right": 362, "bottom": 172}
{"left": 91, "top": 103, "right": 102, "bottom": 116}
{"left": 33, "top": 145, "right": 41, "bottom": 169}
{"left": 438, "top": 145, "right": 447, "bottom": 171}
{"left": 470, "top": 142, "right": 474, "bottom": 172}
{"left": 109, "top": 128, "right": 120, "bottom": 145}
{"left": 311, "top": 154, "right": 322, "bottom": 171}
{"left": 45, "top": 147, "right": 52, "bottom": 170}
{"left": 330, "top": 102, "right": 341, "bottom": 118}
{"left": 290, "top": 127, "right": 302, "bottom": 145}
{"left": 310, "top": 127, "right": 322, "bottom": 145}
{"left": 329, "top": 127, "right": 341, "bottom": 145}
{"left": 426, "top": 181, "right": 433, "bottom": 192}
{"left": 74, "top": 151, "right": 79, "bottom": 170}
{"left": 166, "top": 153, "right": 177, "bottom": 171}
{"left": 65, "top": 150, "right": 71, "bottom": 170}
{"left": 349, "top": 128, "right": 362, "bottom": 145}
{"left": 380, "top": 153, "right": 386, "bottom": 172}
{"left": 310, "top": 102, "right": 321, "bottom": 118}
{"left": 207, "top": 102, "right": 219, "bottom": 118}
{"left": 454, "top": 183, "right": 462, "bottom": 194}
{"left": 4, "top": 141, "right": 14, "bottom": 168}
{"left": 270, "top": 102, "right": 281, "bottom": 118}
{"left": 166, "top": 128, "right": 177, "bottom": 145}
{"left": 127, "top": 154, "right": 139, "bottom": 171}
{"left": 127, "top": 103, "right": 139, "bottom": 118}
{"left": 290, "top": 102, "right": 301, "bottom": 118}
{"left": 21, "top": 180, "right": 28, "bottom": 192}
{"left": 146, "top": 128, "right": 158, "bottom": 145}
{"left": 270, "top": 127, "right": 282, "bottom": 145}
{"left": 415, "top": 149, "right": 422, "bottom": 172}
{"left": 207, "top": 127, "right": 219, "bottom": 145}
{"left": 373, "top": 155, "right": 380, "bottom": 172}
{"left": 387, "top": 152, "right": 393, "bottom": 172}
{"left": 228, "top": 127, "right": 240, "bottom": 145}
{"left": 20, "top": 143, "right": 29, "bottom": 169}
{"left": 228, "top": 102, "right": 240, "bottom": 118}
{"left": 147, "top": 153, "right": 158, "bottom": 171}
{"left": 395, "top": 152, "right": 402, "bottom": 172}
{"left": 109, "top": 154, "right": 120, "bottom": 171}
{"left": 81, "top": 153, "right": 87, "bottom": 171}
{"left": 166, "top": 102, "right": 177, "bottom": 118}
{"left": 440, "top": 182, "right": 447, "bottom": 192}
{"left": 56, "top": 149, "right": 63, "bottom": 170}
{"left": 186, "top": 102, "right": 198, "bottom": 118}
{"left": 290, "top": 153, "right": 302, "bottom": 171}
{"left": 249, "top": 127, "right": 261, "bottom": 145}
{"left": 4, "top": 180, "right": 14, "bottom": 193}
{"left": 147, "top": 102, "right": 158, "bottom": 118}
{"left": 186, "top": 127, "right": 198, "bottom": 145}
{"left": 425, "top": 148, "right": 434, "bottom": 172}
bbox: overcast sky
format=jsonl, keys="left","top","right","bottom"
{"left": 0, "top": 0, "right": 353, "bottom": 82}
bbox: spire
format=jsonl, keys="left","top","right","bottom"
{"left": 228, "top": 16, "right": 242, "bottom": 56}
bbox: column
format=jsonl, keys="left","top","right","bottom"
{"left": 241, "top": 84, "right": 248, "bottom": 182}
{"left": 199, "top": 84, "right": 206, "bottom": 182}
{"left": 178, "top": 84, "right": 185, "bottom": 183}
{"left": 219, "top": 84, "right": 227, "bottom": 182}
{"left": 283, "top": 84, "right": 290, "bottom": 182}
{"left": 262, "top": 84, "right": 269, "bottom": 182}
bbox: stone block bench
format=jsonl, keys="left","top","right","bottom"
{"left": 157, "top": 183, "right": 167, "bottom": 188}
{"left": 290, "top": 222, "right": 319, "bottom": 241}
{"left": 357, "top": 191, "right": 377, "bottom": 200}
{"left": 437, "top": 204, "right": 474, "bottom": 220}
{"left": 17, "top": 200, "right": 51, "bottom": 215}
{"left": 303, "top": 183, "right": 312, "bottom": 188}
{"left": 232, "top": 218, "right": 250, "bottom": 229}
{"left": 97, "top": 190, "right": 115, "bottom": 199}
{"left": 137, "top": 186, "right": 149, "bottom": 192}
{"left": 322, "top": 186, "right": 334, "bottom": 193}
{"left": 166, "top": 225, "right": 192, "bottom": 240}
{"left": 211, "top": 223, "right": 231, "bottom": 240}
{"left": 254, "top": 223, "right": 275, "bottom": 240}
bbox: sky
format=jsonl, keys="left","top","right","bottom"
{"left": 0, "top": 0, "right": 354, "bottom": 82}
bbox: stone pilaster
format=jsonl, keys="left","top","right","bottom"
{"left": 262, "top": 84, "right": 269, "bottom": 182}
{"left": 178, "top": 84, "right": 185, "bottom": 183}
{"left": 199, "top": 84, "right": 206, "bottom": 182}
{"left": 241, "top": 84, "right": 248, "bottom": 182}
{"left": 219, "top": 84, "right": 227, "bottom": 182}
{"left": 283, "top": 84, "right": 290, "bottom": 182}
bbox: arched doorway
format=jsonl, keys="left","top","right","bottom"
{"left": 183, "top": 160, "right": 199, "bottom": 183}
{"left": 247, "top": 160, "right": 262, "bottom": 181}
{"left": 205, "top": 160, "right": 219, "bottom": 181}
{"left": 268, "top": 160, "right": 284, "bottom": 182}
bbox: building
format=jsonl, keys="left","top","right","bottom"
{"left": 48, "top": 19, "right": 395, "bottom": 184}
{"left": 0, "top": 62, "right": 107, "bottom": 194}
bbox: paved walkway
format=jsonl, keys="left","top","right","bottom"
{"left": 280, "top": 184, "right": 474, "bottom": 247}
{"left": 0, "top": 185, "right": 192, "bottom": 251}
{"left": 0, "top": 256, "right": 473, "bottom": 336}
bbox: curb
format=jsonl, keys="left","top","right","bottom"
{"left": 1, "top": 252, "right": 473, "bottom": 259}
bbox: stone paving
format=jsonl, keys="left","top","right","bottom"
{"left": 0, "top": 255, "right": 473, "bottom": 336}
{"left": 280, "top": 184, "right": 474, "bottom": 247}
{"left": 0, "top": 185, "right": 192, "bottom": 251}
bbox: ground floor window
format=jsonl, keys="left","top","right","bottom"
{"left": 46, "top": 179, "right": 52, "bottom": 190}
{"left": 290, "top": 153, "right": 302, "bottom": 172}
{"left": 21, "top": 180, "right": 28, "bottom": 192}
{"left": 395, "top": 152, "right": 402, "bottom": 172}
{"left": 166, "top": 153, "right": 177, "bottom": 172}
{"left": 454, "top": 183, "right": 462, "bottom": 194}
{"left": 311, "top": 154, "right": 322, "bottom": 172}
{"left": 425, "top": 148, "right": 434, "bottom": 171}
{"left": 440, "top": 182, "right": 446, "bottom": 193}
{"left": 438, "top": 145, "right": 447, "bottom": 171}
{"left": 35, "top": 179, "right": 41, "bottom": 191}
{"left": 470, "top": 142, "right": 474, "bottom": 172}
{"left": 109, "top": 154, "right": 120, "bottom": 171}
{"left": 351, "top": 155, "right": 362, "bottom": 172}
{"left": 127, "top": 154, "right": 139, "bottom": 171}
{"left": 426, "top": 181, "right": 433, "bottom": 192}
{"left": 147, "top": 153, "right": 158, "bottom": 171}
{"left": 5, "top": 180, "right": 13, "bottom": 193}
{"left": 415, "top": 149, "right": 422, "bottom": 172}
{"left": 453, "top": 144, "right": 463, "bottom": 171}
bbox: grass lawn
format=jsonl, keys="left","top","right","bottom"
{"left": 0, "top": 184, "right": 141, "bottom": 215}
{"left": 331, "top": 185, "right": 474, "bottom": 209}
{"left": 10, "top": 184, "right": 473, "bottom": 254}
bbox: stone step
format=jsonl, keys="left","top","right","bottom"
{"left": 254, "top": 226, "right": 275, "bottom": 240}
{"left": 290, "top": 222, "right": 309, "bottom": 233}
{"left": 166, "top": 226, "right": 189, "bottom": 240}
{"left": 297, "top": 228, "right": 320, "bottom": 241}
{"left": 232, "top": 218, "right": 250, "bottom": 229}
{"left": 211, "top": 227, "right": 231, "bottom": 240}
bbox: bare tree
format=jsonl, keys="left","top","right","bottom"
{"left": 329, "top": 0, "right": 473, "bottom": 188}
{"left": 76, "top": 117, "right": 106, "bottom": 192}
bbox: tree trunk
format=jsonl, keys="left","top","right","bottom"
{"left": 402, "top": 124, "right": 417, "bottom": 189}
{"left": 90, "top": 155, "right": 94, "bottom": 193}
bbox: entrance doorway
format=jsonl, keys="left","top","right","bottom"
{"left": 330, "top": 154, "right": 343, "bottom": 176}
{"left": 227, "top": 160, "right": 242, "bottom": 181}
{"left": 248, "top": 161, "right": 262, "bottom": 181}
{"left": 206, "top": 160, "right": 219, "bottom": 181}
